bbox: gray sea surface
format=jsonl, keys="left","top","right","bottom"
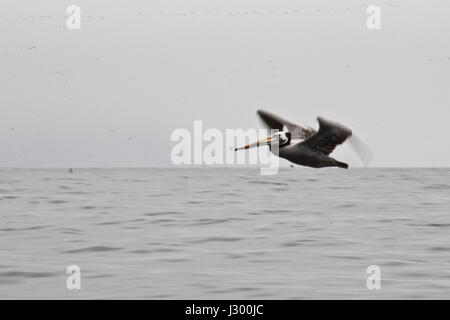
{"left": 0, "top": 167, "right": 449, "bottom": 299}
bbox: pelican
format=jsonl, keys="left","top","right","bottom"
{"left": 235, "top": 110, "right": 372, "bottom": 169}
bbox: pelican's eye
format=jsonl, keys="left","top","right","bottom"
{"left": 278, "top": 133, "right": 289, "bottom": 145}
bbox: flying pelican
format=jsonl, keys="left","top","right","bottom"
{"left": 235, "top": 110, "right": 372, "bottom": 169}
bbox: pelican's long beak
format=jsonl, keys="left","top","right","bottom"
{"left": 234, "top": 136, "right": 274, "bottom": 151}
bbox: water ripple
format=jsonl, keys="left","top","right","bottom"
{"left": 62, "top": 246, "right": 122, "bottom": 254}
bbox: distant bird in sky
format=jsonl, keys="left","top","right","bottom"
{"left": 235, "top": 110, "right": 373, "bottom": 169}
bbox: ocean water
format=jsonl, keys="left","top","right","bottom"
{"left": 0, "top": 167, "right": 449, "bottom": 299}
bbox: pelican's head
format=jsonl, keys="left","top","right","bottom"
{"left": 234, "top": 132, "right": 291, "bottom": 151}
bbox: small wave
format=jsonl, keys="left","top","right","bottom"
{"left": 63, "top": 191, "right": 90, "bottom": 195}
{"left": 335, "top": 203, "right": 357, "bottom": 208}
{"left": 0, "top": 271, "right": 54, "bottom": 278}
{"left": 102, "top": 218, "right": 147, "bottom": 225}
{"left": 147, "top": 193, "right": 170, "bottom": 198}
{"left": 383, "top": 260, "right": 410, "bottom": 267}
{"left": 218, "top": 192, "right": 240, "bottom": 197}
{"left": 62, "top": 246, "right": 122, "bottom": 254}
{"left": 248, "top": 180, "right": 288, "bottom": 186}
{"left": 79, "top": 205, "right": 98, "bottom": 210}
{"left": 324, "top": 254, "right": 364, "bottom": 260}
{"left": 58, "top": 227, "right": 83, "bottom": 234}
{"left": 128, "top": 249, "right": 151, "bottom": 254}
{"left": 144, "top": 211, "right": 183, "bottom": 217}
{"left": 280, "top": 239, "right": 315, "bottom": 247}
{"left": 430, "top": 246, "right": 450, "bottom": 252}
{"left": 426, "top": 223, "right": 450, "bottom": 227}
{"left": 95, "top": 221, "right": 121, "bottom": 226}
{"left": 422, "top": 184, "right": 450, "bottom": 190}
{"left": 328, "top": 186, "right": 353, "bottom": 190}
{"left": 159, "top": 258, "right": 191, "bottom": 263}
{"left": 148, "top": 218, "right": 179, "bottom": 225}
{"left": 224, "top": 252, "right": 247, "bottom": 259}
{"left": 232, "top": 286, "right": 259, "bottom": 292}
{"left": 419, "top": 202, "right": 439, "bottom": 206}
{"left": 0, "top": 225, "right": 49, "bottom": 232}
{"left": 188, "top": 236, "right": 244, "bottom": 244}
{"left": 259, "top": 208, "right": 293, "bottom": 214}
{"left": 48, "top": 199, "right": 68, "bottom": 204}
{"left": 1, "top": 195, "right": 19, "bottom": 199}
{"left": 188, "top": 218, "right": 243, "bottom": 226}
{"left": 186, "top": 200, "right": 204, "bottom": 205}
{"left": 84, "top": 274, "right": 114, "bottom": 279}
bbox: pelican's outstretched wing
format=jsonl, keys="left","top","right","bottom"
{"left": 300, "top": 117, "right": 352, "bottom": 155}
{"left": 257, "top": 110, "right": 316, "bottom": 139}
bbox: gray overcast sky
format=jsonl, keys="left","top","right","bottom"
{"left": 0, "top": 0, "right": 449, "bottom": 167}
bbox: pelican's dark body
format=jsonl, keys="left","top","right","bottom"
{"left": 278, "top": 144, "right": 349, "bottom": 168}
